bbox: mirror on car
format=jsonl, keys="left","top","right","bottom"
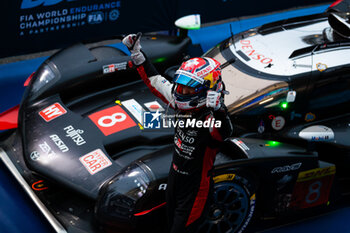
{"left": 298, "top": 125, "right": 334, "bottom": 142}
{"left": 175, "top": 14, "right": 201, "bottom": 30}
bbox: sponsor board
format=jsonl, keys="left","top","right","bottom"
{"left": 21, "top": 0, "right": 79, "bottom": 9}
{"left": 18, "top": 0, "right": 121, "bottom": 37}
{"left": 79, "top": 149, "right": 112, "bottom": 175}
{"left": 89, "top": 105, "right": 136, "bottom": 135}
{"left": 39, "top": 103, "right": 67, "bottom": 122}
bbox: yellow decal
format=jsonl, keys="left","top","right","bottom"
{"left": 297, "top": 166, "right": 336, "bottom": 182}
{"left": 115, "top": 100, "right": 121, "bottom": 105}
{"left": 138, "top": 123, "right": 144, "bottom": 130}
{"left": 213, "top": 174, "right": 235, "bottom": 183}
{"left": 316, "top": 63, "right": 327, "bottom": 72}
{"left": 250, "top": 193, "right": 256, "bottom": 201}
{"left": 304, "top": 112, "right": 316, "bottom": 122}
{"left": 203, "top": 73, "right": 214, "bottom": 88}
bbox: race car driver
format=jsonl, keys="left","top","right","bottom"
{"left": 123, "top": 34, "right": 233, "bottom": 233}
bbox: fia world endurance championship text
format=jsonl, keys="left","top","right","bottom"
{"left": 19, "top": 1, "right": 121, "bottom": 36}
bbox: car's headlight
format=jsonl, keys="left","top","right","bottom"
{"left": 30, "top": 64, "right": 56, "bottom": 94}
{"left": 95, "top": 163, "right": 151, "bottom": 222}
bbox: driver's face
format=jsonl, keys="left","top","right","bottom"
{"left": 178, "top": 84, "right": 196, "bottom": 95}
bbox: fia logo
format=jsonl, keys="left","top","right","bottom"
{"left": 143, "top": 111, "right": 161, "bottom": 129}
{"left": 88, "top": 12, "right": 104, "bottom": 24}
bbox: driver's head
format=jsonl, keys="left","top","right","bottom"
{"left": 173, "top": 57, "right": 223, "bottom": 111}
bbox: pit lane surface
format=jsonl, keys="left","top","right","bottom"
{"left": 260, "top": 206, "right": 350, "bottom": 233}
{"left": 0, "top": 154, "right": 55, "bottom": 233}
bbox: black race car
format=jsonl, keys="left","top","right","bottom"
{"left": 1, "top": 1, "right": 350, "bottom": 233}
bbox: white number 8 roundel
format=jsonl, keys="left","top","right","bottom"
{"left": 98, "top": 113, "right": 126, "bottom": 127}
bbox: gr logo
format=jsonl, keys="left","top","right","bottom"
{"left": 21, "top": 0, "right": 78, "bottom": 9}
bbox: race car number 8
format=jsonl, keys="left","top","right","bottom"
{"left": 305, "top": 181, "right": 322, "bottom": 204}
{"left": 98, "top": 113, "right": 126, "bottom": 127}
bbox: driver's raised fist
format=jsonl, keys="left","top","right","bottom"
{"left": 122, "top": 33, "right": 145, "bottom": 65}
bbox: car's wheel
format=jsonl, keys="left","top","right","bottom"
{"left": 197, "top": 172, "right": 256, "bottom": 233}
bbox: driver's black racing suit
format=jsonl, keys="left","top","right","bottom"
{"left": 135, "top": 57, "right": 233, "bottom": 233}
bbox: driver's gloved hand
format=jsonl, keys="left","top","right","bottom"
{"left": 206, "top": 90, "right": 222, "bottom": 111}
{"left": 122, "top": 34, "right": 145, "bottom": 65}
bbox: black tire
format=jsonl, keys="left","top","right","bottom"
{"left": 197, "top": 172, "right": 256, "bottom": 233}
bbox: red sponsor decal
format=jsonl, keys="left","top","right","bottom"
{"left": 330, "top": 0, "right": 343, "bottom": 8}
{"left": 196, "top": 65, "right": 213, "bottom": 77}
{"left": 176, "top": 137, "right": 182, "bottom": 149}
{"left": 79, "top": 149, "right": 112, "bottom": 175}
{"left": 239, "top": 40, "right": 273, "bottom": 64}
{"left": 24, "top": 72, "right": 35, "bottom": 86}
{"left": 39, "top": 103, "right": 67, "bottom": 122}
{"left": 150, "top": 104, "right": 159, "bottom": 110}
{"left": 290, "top": 167, "right": 335, "bottom": 209}
{"left": 0, "top": 105, "right": 19, "bottom": 130}
{"left": 108, "top": 64, "right": 115, "bottom": 72}
{"left": 134, "top": 202, "right": 166, "bottom": 216}
{"left": 31, "top": 180, "right": 48, "bottom": 191}
{"left": 88, "top": 105, "right": 136, "bottom": 136}
{"left": 173, "top": 163, "right": 178, "bottom": 171}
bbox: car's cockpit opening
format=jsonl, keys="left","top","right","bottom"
{"left": 324, "top": 12, "right": 350, "bottom": 42}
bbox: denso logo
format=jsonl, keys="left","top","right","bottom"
{"left": 21, "top": 0, "right": 78, "bottom": 9}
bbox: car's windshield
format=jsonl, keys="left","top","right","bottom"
{"left": 204, "top": 41, "right": 288, "bottom": 109}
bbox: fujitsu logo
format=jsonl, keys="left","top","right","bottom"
{"left": 21, "top": 0, "right": 78, "bottom": 9}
